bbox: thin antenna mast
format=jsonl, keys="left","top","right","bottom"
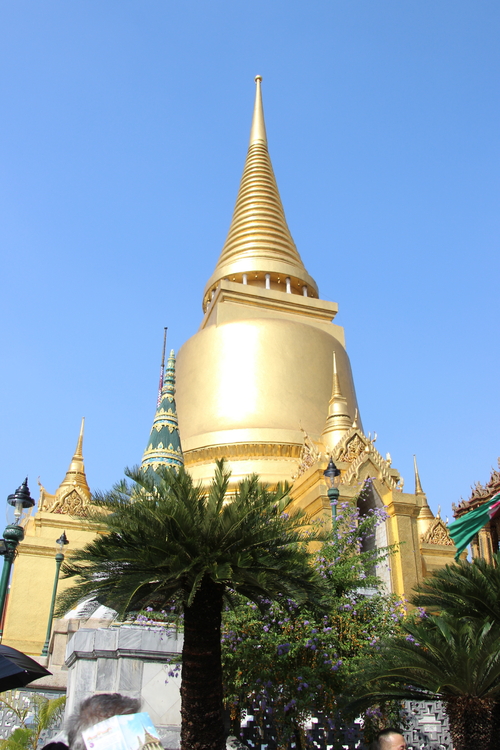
{"left": 157, "top": 327, "right": 168, "bottom": 406}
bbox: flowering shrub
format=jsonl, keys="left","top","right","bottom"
{"left": 221, "top": 483, "right": 406, "bottom": 746}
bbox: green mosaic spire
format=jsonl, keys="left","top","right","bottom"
{"left": 142, "top": 349, "right": 184, "bottom": 471}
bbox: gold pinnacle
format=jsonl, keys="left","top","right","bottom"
{"left": 413, "top": 454, "right": 424, "bottom": 495}
{"left": 203, "top": 76, "right": 318, "bottom": 304}
{"left": 330, "top": 352, "right": 342, "bottom": 400}
{"left": 249, "top": 74, "right": 267, "bottom": 145}
{"left": 74, "top": 417, "right": 85, "bottom": 459}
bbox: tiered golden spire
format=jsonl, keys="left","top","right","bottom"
{"left": 39, "top": 418, "right": 92, "bottom": 514}
{"left": 322, "top": 353, "right": 352, "bottom": 450}
{"left": 414, "top": 454, "right": 434, "bottom": 536}
{"left": 58, "top": 418, "right": 91, "bottom": 495}
{"left": 203, "top": 76, "right": 318, "bottom": 306}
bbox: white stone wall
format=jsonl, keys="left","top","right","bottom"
{"left": 65, "top": 626, "right": 183, "bottom": 749}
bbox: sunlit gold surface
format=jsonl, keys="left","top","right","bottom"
{"left": 1, "top": 74, "right": 460, "bottom": 650}
{"left": 176, "top": 284, "right": 359, "bottom": 485}
{"left": 322, "top": 352, "right": 352, "bottom": 451}
{"left": 179, "top": 78, "right": 360, "bottom": 486}
{"left": 203, "top": 77, "right": 317, "bottom": 307}
{"left": 3, "top": 423, "right": 95, "bottom": 654}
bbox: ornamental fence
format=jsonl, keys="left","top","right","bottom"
{"left": 238, "top": 700, "right": 452, "bottom": 750}
{"left": 0, "top": 688, "right": 452, "bottom": 749}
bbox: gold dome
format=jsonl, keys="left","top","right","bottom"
{"left": 176, "top": 294, "right": 359, "bottom": 484}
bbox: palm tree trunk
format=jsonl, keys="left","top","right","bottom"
{"left": 181, "top": 576, "right": 225, "bottom": 750}
{"left": 445, "top": 696, "right": 496, "bottom": 750}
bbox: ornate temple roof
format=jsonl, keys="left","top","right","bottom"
{"left": 38, "top": 418, "right": 91, "bottom": 515}
{"left": 203, "top": 76, "right": 318, "bottom": 307}
{"left": 142, "top": 349, "right": 184, "bottom": 471}
{"left": 453, "top": 458, "right": 500, "bottom": 518}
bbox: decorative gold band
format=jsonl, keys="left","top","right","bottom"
{"left": 184, "top": 442, "right": 302, "bottom": 466}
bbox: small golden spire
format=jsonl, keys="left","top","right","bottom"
{"left": 56, "top": 419, "right": 91, "bottom": 497}
{"left": 203, "top": 76, "right": 318, "bottom": 306}
{"left": 322, "top": 352, "right": 352, "bottom": 450}
{"left": 74, "top": 417, "right": 84, "bottom": 459}
{"left": 352, "top": 408, "right": 359, "bottom": 429}
{"left": 414, "top": 453, "right": 434, "bottom": 535}
{"left": 249, "top": 76, "right": 267, "bottom": 145}
{"left": 413, "top": 454, "right": 424, "bottom": 495}
{"left": 331, "top": 351, "right": 342, "bottom": 398}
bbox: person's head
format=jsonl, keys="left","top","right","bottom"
{"left": 373, "top": 728, "right": 407, "bottom": 750}
{"left": 67, "top": 693, "right": 140, "bottom": 750}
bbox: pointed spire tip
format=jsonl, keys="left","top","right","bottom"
{"left": 413, "top": 454, "right": 424, "bottom": 495}
{"left": 249, "top": 73, "right": 267, "bottom": 146}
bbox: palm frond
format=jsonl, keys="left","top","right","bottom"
{"left": 56, "top": 460, "right": 325, "bottom": 618}
{"left": 350, "top": 612, "right": 500, "bottom": 709}
{"left": 412, "top": 552, "right": 500, "bottom": 624}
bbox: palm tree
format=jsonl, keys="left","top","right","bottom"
{"left": 351, "top": 613, "right": 500, "bottom": 750}
{"left": 56, "top": 461, "right": 324, "bottom": 750}
{"left": 0, "top": 693, "right": 66, "bottom": 750}
{"left": 412, "top": 551, "right": 500, "bottom": 624}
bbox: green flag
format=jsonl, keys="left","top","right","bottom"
{"left": 448, "top": 493, "right": 500, "bottom": 560}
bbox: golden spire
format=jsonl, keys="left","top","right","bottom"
{"left": 413, "top": 454, "right": 424, "bottom": 495}
{"left": 249, "top": 75, "right": 267, "bottom": 145}
{"left": 322, "top": 352, "right": 352, "bottom": 450}
{"left": 58, "top": 418, "right": 90, "bottom": 494}
{"left": 203, "top": 76, "right": 318, "bottom": 307}
{"left": 414, "top": 454, "right": 434, "bottom": 536}
{"left": 74, "top": 416, "right": 84, "bottom": 458}
{"left": 352, "top": 408, "right": 359, "bottom": 430}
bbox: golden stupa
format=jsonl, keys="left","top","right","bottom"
{"left": 2, "top": 78, "right": 459, "bottom": 658}
{"left": 176, "top": 76, "right": 458, "bottom": 596}
{"left": 177, "top": 77, "right": 359, "bottom": 486}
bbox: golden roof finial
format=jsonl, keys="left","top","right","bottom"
{"left": 249, "top": 75, "right": 267, "bottom": 146}
{"left": 413, "top": 454, "right": 424, "bottom": 495}
{"left": 74, "top": 417, "right": 85, "bottom": 460}
{"left": 415, "top": 454, "right": 434, "bottom": 534}
{"left": 331, "top": 351, "right": 342, "bottom": 398}
{"left": 203, "top": 76, "right": 318, "bottom": 307}
{"left": 322, "top": 351, "right": 352, "bottom": 450}
{"left": 54, "top": 419, "right": 91, "bottom": 500}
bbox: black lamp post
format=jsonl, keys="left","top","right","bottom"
{"left": 41, "top": 532, "right": 69, "bottom": 657}
{"left": 323, "top": 457, "right": 341, "bottom": 519}
{"left": 0, "top": 479, "right": 35, "bottom": 641}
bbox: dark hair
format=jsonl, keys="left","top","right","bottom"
{"left": 67, "top": 693, "right": 141, "bottom": 750}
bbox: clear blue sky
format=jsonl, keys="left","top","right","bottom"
{"left": 1, "top": 1, "right": 499, "bottom": 528}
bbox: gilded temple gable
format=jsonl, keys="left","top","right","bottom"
{"left": 334, "top": 430, "right": 366, "bottom": 464}
{"left": 46, "top": 487, "right": 90, "bottom": 517}
{"left": 421, "top": 516, "right": 454, "bottom": 546}
{"left": 38, "top": 419, "right": 92, "bottom": 515}
{"left": 334, "top": 430, "right": 398, "bottom": 490}
{"left": 293, "top": 430, "right": 323, "bottom": 479}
